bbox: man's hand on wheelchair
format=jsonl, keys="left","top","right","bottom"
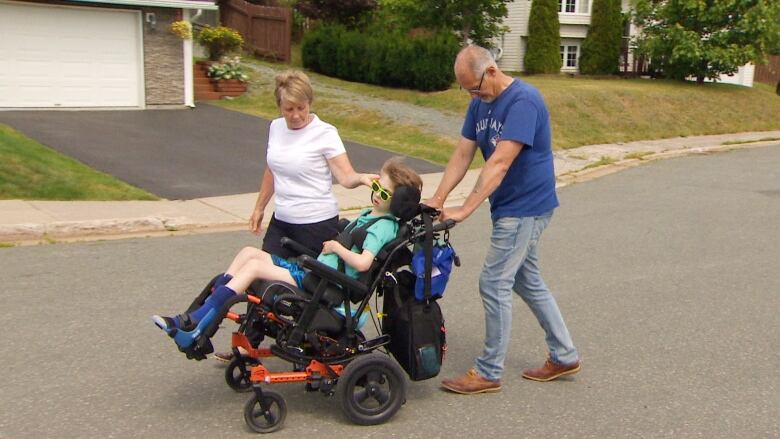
{"left": 422, "top": 193, "right": 445, "bottom": 210}
{"left": 440, "top": 205, "right": 470, "bottom": 223}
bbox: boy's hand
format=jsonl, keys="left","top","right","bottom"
{"left": 321, "top": 240, "right": 342, "bottom": 255}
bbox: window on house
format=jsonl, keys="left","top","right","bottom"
{"left": 559, "top": 0, "right": 586, "bottom": 13}
{"left": 567, "top": 47, "right": 578, "bottom": 67}
{"left": 559, "top": 45, "right": 580, "bottom": 68}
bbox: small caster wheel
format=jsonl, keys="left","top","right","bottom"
{"left": 244, "top": 389, "right": 286, "bottom": 434}
{"left": 225, "top": 355, "right": 259, "bottom": 392}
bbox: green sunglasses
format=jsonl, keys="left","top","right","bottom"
{"left": 371, "top": 179, "right": 393, "bottom": 201}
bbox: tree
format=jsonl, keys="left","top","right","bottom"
{"left": 381, "top": 0, "right": 510, "bottom": 48}
{"left": 633, "top": 0, "right": 780, "bottom": 84}
{"left": 579, "top": 0, "right": 624, "bottom": 74}
{"left": 295, "top": 0, "right": 378, "bottom": 29}
{"left": 524, "top": 0, "right": 562, "bottom": 74}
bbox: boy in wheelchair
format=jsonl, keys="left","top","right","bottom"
{"left": 151, "top": 157, "right": 423, "bottom": 358}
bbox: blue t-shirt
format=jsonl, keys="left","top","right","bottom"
{"left": 317, "top": 209, "right": 398, "bottom": 280}
{"left": 461, "top": 79, "right": 559, "bottom": 220}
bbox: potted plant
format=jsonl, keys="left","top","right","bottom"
{"left": 170, "top": 20, "right": 192, "bottom": 40}
{"left": 196, "top": 26, "right": 244, "bottom": 61}
{"left": 207, "top": 56, "right": 250, "bottom": 93}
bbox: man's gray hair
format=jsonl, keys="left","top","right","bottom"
{"left": 457, "top": 45, "right": 498, "bottom": 76}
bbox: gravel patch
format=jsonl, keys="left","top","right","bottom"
{"left": 244, "top": 63, "right": 463, "bottom": 139}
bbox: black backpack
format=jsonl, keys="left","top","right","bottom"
{"left": 382, "top": 210, "right": 446, "bottom": 381}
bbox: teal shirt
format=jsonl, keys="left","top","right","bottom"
{"left": 317, "top": 209, "right": 398, "bottom": 280}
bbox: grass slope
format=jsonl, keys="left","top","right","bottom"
{"left": 0, "top": 124, "right": 158, "bottom": 201}
{"left": 227, "top": 51, "right": 780, "bottom": 164}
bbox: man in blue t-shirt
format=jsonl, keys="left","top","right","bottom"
{"left": 427, "top": 45, "right": 580, "bottom": 395}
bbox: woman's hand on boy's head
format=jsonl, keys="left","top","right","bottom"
{"left": 360, "top": 173, "right": 380, "bottom": 187}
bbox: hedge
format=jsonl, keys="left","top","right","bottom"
{"left": 302, "top": 26, "right": 459, "bottom": 91}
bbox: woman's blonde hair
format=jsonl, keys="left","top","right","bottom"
{"left": 382, "top": 157, "right": 423, "bottom": 191}
{"left": 274, "top": 70, "right": 314, "bottom": 107}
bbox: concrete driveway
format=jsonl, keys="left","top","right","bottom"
{"left": 0, "top": 105, "right": 442, "bottom": 200}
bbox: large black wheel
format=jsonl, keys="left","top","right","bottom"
{"left": 225, "top": 355, "right": 260, "bottom": 393}
{"left": 336, "top": 354, "right": 407, "bottom": 426}
{"left": 244, "top": 390, "right": 286, "bottom": 434}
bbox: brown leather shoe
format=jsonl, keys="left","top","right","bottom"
{"left": 522, "top": 358, "right": 581, "bottom": 382}
{"left": 441, "top": 368, "right": 501, "bottom": 394}
{"left": 213, "top": 351, "right": 234, "bottom": 363}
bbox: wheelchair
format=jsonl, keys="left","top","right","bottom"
{"left": 169, "top": 187, "right": 456, "bottom": 433}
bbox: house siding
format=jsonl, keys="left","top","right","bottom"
{"left": 497, "top": 0, "right": 531, "bottom": 72}
{"left": 560, "top": 24, "right": 588, "bottom": 38}
{"left": 141, "top": 7, "right": 185, "bottom": 106}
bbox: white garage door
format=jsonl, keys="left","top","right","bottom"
{"left": 0, "top": 1, "right": 143, "bottom": 108}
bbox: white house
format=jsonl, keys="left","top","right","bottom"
{"left": 0, "top": 0, "right": 218, "bottom": 109}
{"left": 496, "top": 0, "right": 636, "bottom": 73}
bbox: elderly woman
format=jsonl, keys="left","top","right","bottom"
{"left": 249, "top": 70, "right": 376, "bottom": 258}
{"left": 215, "top": 70, "right": 375, "bottom": 362}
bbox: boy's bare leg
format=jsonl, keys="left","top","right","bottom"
{"left": 226, "top": 258, "right": 296, "bottom": 294}
{"left": 225, "top": 246, "right": 273, "bottom": 276}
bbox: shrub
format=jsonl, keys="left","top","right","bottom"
{"left": 314, "top": 25, "right": 345, "bottom": 77}
{"left": 301, "top": 25, "right": 459, "bottom": 91}
{"left": 336, "top": 30, "right": 369, "bottom": 81}
{"left": 524, "top": 0, "right": 562, "bottom": 74}
{"left": 301, "top": 29, "right": 323, "bottom": 71}
{"left": 196, "top": 26, "right": 244, "bottom": 61}
{"left": 579, "top": 0, "right": 623, "bottom": 75}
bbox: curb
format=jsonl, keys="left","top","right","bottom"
{"left": 555, "top": 139, "right": 779, "bottom": 188}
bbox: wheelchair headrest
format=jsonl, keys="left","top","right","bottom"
{"left": 390, "top": 185, "right": 421, "bottom": 223}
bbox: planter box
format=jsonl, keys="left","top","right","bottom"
{"left": 212, "top": 79, "right": 248, "bottom": 92}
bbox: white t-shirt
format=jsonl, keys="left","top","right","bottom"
{"left": 266, "top": 114, "right": 346, "bottom": 224}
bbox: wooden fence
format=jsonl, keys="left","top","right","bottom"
{"left": 220, "top": 0, "right": 292, "bottom": 63}
{"left": 754, "top": 55, "right": 780, "bottom": 86}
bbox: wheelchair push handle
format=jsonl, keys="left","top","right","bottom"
{"left": 432, "top": 218, "right": 457, "bottom": 232}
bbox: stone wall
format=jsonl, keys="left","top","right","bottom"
{"left": 141, "top": 7, "right": 185, "bottom": 106}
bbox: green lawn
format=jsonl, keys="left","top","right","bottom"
{"left": 233, "top": 50, "right": 780, "bottom": 162}
{"left": 0, "top": 124, "right": 158, "bottom": 201}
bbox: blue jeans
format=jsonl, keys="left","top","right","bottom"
{"left": 475, "top": 212, "right": 578, "bottom": 381}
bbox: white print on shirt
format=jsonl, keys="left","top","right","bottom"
{"left": 476, "top": 117, "right": 503, "bottom": 150}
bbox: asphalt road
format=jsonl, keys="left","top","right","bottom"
{"left": 0, "top": 105, "right": 442, "bottom": 200}
{"left": 1, "top": 145, "right": 778, "bottom": 438}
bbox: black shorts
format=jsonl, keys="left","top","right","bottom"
{"left": 262, "top": 213, "right": 339, "bottom": 259}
